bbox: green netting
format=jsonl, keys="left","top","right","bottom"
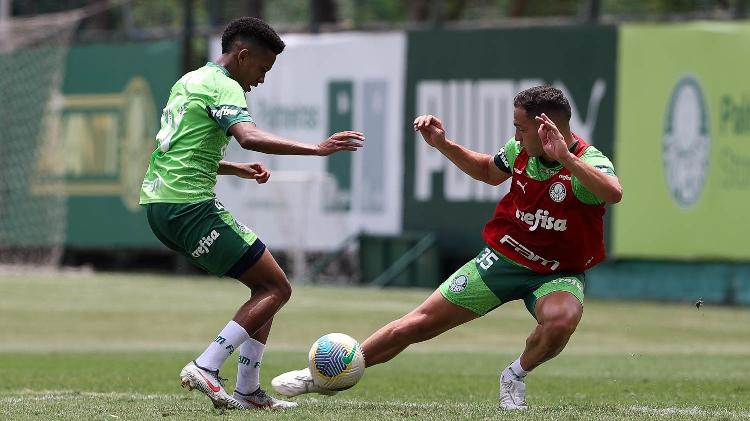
{"left": 0, "top": 12, "right": 80, "bottom": 265}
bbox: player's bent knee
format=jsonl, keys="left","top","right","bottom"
{"left": 545, "top": 317, "right": 578, "bottom": 340}
{"left": 538, "top": 293, "right": 582, "bottom": 322}
{"left": 274, "top": 280, "right": 292, "bottom": 304}
{"left": 263, "top": 279, "right": 292, "bottom": 308}
{"left": 539, "top": 309, "right": 580, "bottom": 338}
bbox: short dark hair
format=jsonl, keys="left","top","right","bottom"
{"left": 221, "top": 17, "right": 285, "bottom": 55}
{"left": 513, "top": 86, "right": 571, "bottom": 121}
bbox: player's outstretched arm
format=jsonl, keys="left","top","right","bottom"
{"left": 414, "top": 114, "right": 510, "bottom": 186}
{"left": 536, "top": 114, "right": 623, "bottom": 204}
{"left": 230, "top": 122, "right": 364, "bottom": 156}
{"left": 218, "top": 160, "right": 270, "bottom": 184}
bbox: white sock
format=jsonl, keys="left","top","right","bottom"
{"left": 195, "top": 320, "right": 250, "bottom": 371}
{"left": 508, "top": 357, "right": 529, "bottom": 379}
{"left": 235, "top": 338, "right": 266, "bottom": 394}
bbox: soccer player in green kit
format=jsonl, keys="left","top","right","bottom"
{"left": 139, "top": 17, "right": 364, "bottom": 410}
{"left": 272, "top": 86, "right": 622, "bottom": 410}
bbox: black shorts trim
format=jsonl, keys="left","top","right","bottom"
{"left": 224, "top": 238, "right": 267, "bottom": 279}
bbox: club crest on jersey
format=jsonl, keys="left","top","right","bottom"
{"left": 236, "top": 220, "right": 251, "bottom": 233}
{"left": 549, "top": 182, "right": 567, "bottom": 202}
{"left": 448, "top": 275, "right": 468, "bottom": 293}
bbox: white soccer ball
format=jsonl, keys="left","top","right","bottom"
{"left": 308, "top": 332, "right": 365, "bottom": 391}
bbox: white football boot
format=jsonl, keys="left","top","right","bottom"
{"left": 271, "top": 368, "right": 338, "bottom": 397}
{"left": 499, "top": 368, "right": 528, "bottom": 410}
{"left": 179, "top": 360, "right": 243, "bottom": 410}
{"left": 232, "top": 387, "right": 299, "bottom": 409}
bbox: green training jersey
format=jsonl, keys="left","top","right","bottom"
{"left": 140, "top": 62, "right": 254, "bottom": 204}
{"left": 493, "top": 137, "right": 616, "bottom": 205}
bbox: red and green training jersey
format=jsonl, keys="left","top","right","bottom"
{"left": 484, "top": 135, "right": 614, "bottom": 273}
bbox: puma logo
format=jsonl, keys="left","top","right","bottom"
{"left": 516, "top": 180, "right": 528, "bottom": 194}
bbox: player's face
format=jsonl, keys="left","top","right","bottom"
{"left": 236, "top": 44, "right": 277, "bottom": 92}
{"left": 513, "top": 107, "right": 543, "bottom": 157}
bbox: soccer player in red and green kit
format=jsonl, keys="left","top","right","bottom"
{"left": 140, "top": 17, "right": 364, "bottom": 410}
{"left": 272, "top": 86, "right": 622, "bottom": 410}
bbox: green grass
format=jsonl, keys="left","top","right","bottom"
{"left": 1, "top": 272, "right": 750, "bottom": 420}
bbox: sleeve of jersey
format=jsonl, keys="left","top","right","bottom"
{"left": 492, "top": 139, "right": 520, "bottom": 173}
{"left": 572, "top": 147, "right": 617, "bottom": 205}
{"left": 206, "top": 79, "right": 255, "bottom": 135}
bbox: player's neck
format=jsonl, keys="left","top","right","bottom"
{"left": 215, "top": 54, "right": 238, "bottom": 81}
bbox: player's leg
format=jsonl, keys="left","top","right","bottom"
{"left": 519, "top": 291, "right": 583, "bottom": 370}
{"left": 234, "top": 319, "right": 272, "bottom": 398}
{"left": 360, "top": 289, "right": 479, "bottom": 365}
{"left": 272, "top": 247, "right": 506, "bottom": 397}
{"left": 147, "top": 199, "right": 294, "bottom": 409}
{"left": 229, "top": 254, "right": 297, "bottom": 409}
{"left": 229, "top": 249, "right": 291, "bottom": 339}
{"left": 232, "top": 318, "right": 296, "bottom": 409}
{"left": 190, "top": 250, "right": 297, "bottom": 410}
{"left": 363, "top": 247, "right": 518, "bottom": 366}
{"left": 499, "top": 274, "right": 585, "bottom": 410}
{"left": 271, "top": 290, "right": 480, "bottom": 398}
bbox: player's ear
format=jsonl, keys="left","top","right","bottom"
{"left": 237, "top": 48, "right": 249, "bottom": 65}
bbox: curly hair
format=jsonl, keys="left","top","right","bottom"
{"left": 513, "top": 86, "right": 571, "bottom": 121}
{"left": 221, "top": 17, "right": 285, "bottom": 55}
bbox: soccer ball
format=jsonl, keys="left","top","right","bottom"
{"left": 308, "top": 332, "right": 365, "bottom": 391}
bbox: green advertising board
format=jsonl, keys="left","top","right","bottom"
{"left": 33, "top": 41, "right": 179, "bottom": 247}
{"left": 403, "top": 26, "right": 617, "bottom": 257}
{"left": 613, "top": 23, "right": 750, "bottom": 260}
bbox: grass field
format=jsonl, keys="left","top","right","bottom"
{"left": 1, "top": 272, "right": 749, "bottom": 420}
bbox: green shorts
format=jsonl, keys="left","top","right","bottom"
{"left": 144, "top": 198, "right": 265, "bottom": 278}
{"left": 439, "top": 246, "right": 585, "bottom": 318}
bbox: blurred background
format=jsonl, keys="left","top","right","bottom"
{"left": 1, "top": 0, "right": 749, "bottom": 305}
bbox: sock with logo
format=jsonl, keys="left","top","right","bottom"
{"left": 234, "top": 338, "right": 266, "bottom": 395}
{"left": 195, "top": 320, "right": 250, "bottom": 371}
{"left": 506, "top": 356, "right": 529, "bottom": 381}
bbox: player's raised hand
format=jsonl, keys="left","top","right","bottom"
{"left": 413, "top": 114, "right": 446, "bottom": 147}
{"left": 316, "top": 131, "right": 365, "bottom": 156}
{"left": 536, "top": 113, "right": 569, "bottom": 162}
{"left": 235, "top": 162, "right": 271, "bottom": 184}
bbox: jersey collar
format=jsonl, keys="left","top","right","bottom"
{"left": 206, "top": 61, "right": 230, "bottom": 77}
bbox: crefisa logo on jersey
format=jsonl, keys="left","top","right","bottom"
{"left": 663, "top": 75, "right": 710, "bottom": 208}
{"left": 515, "top": 208, "right": 568, "bottom": 232}
{"left": 210, "top": 105, "right": 240, "bottom": 119}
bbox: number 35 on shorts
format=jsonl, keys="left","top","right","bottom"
{"left": 476, "top": 247, "right": 499, "bottom": 270}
